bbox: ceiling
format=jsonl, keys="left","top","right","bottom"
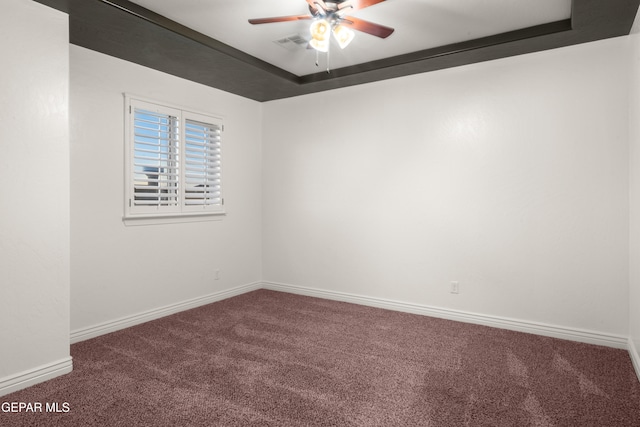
{"left": 33, "top": 0, "right": 640, "bottom": 102}
{"left": 126, "top": 0, "right": 572, "bottom": 77}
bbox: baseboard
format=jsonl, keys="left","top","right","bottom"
{"left": 69, "top": 279, "right": 630, "bottom": 351}
{"left": 629, "top": 338, "right": 640, "bottom": 382}
{"left": 0, "top": 357, "right": 73, "bottom": 397}
{"left": 262, "top": 281, "right": 628, "bottom": 349}
{"left": 70, "top": 282, "right": 262, "bottom": 344}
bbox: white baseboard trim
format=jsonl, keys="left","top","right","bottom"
{"left": 262, "top": 281, "right": 629, "bottom": 350}
{"left": 68, "top": 279, "right": 631, "bottom": 352}
{"left": 629, "top": 338, "right": 640, "bottom": 382}
{"left": 70, "top": 282, "right": 262, "bottom": 344}
{"left": 0, "top": 357, "right": 73, "bottom": 397}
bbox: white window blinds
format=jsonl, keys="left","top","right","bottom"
{"left": 125, "top": 97, "right": 224, "bottom": 219}
{"left": 133, "top": 108, "right": 180, "bottom": 209}
{"left": 184, "top": 117, "right": 222, "bottom": 209}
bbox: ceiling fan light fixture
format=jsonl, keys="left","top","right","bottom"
{"left": 310, "top": 19, "right": 331, "bottom": 42}
{"left": 332, "top": 24, "right": 354, "bottom": 49}
{"left": 250, "top": 0, "right": 394, "bottom": 59}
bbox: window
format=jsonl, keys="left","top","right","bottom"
{"left": 124, "top": 96, "right": 224, "bottom": 221}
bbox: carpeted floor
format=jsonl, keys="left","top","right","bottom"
{"left": 2, "top": 289, "right": 640, "bottom": 426}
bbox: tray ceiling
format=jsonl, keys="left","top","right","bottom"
{"left": 33, "top": 0, "right": 640, "bottom": 101}
{"left": 127, "top": 0, "right": 572, "bottom": 77}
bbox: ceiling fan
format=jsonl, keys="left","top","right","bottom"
{"left": 248, "top": 0, "right": 394, "bottom": 53}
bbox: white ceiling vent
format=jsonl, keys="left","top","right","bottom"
{"left": 273, "top": 34, "right": 309, "bottom": 51}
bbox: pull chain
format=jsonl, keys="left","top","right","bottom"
{"left": 326, "top": 47, "right": 330, "bottom": 73}
{"left": 313, "top": 42, "right": 331, "bottom": 73}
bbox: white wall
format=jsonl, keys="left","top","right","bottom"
{"left": 70, "top": 46, "right": 262, "bottom": 335}
{"left": 629, "top": 9, "right": 640, "bottom": 364}
{"left": 0, "top": 0, "right": 71, "bottom": 394}
{"left": 262, "top": 37, "right": 630, "bottom": 338}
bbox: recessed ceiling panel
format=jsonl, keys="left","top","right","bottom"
{"left": 128, "top": 0, "right": 572, "bottom": 77}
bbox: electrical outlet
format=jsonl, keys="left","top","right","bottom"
{"left": 450, "top": 281, "right": 459, "bottom": 294}
{"left": 215, "top": 269, "right": 220, "bottom": 280}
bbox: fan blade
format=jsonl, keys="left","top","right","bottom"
{"left": 307, "top": 0, "right": 328, "bottom": 14}
{"left": 338, "top": 0, "right": 386, "bottom": 12}
{"left": 341, "top": 16, "right": 394, "bottom": 38}
{"left": 248, "top": 14, "right": 312, "bottom": 24}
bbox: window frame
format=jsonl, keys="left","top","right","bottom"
{"left": 124, "top": 95, "right": 225, "bottom": 224}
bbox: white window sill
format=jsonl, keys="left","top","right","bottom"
{"left": 123, "top": 211, "right": 226, "bottom": 226}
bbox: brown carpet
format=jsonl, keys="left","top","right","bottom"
{"left": 2, "top": 289, "right": 640, "bottom": 426}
